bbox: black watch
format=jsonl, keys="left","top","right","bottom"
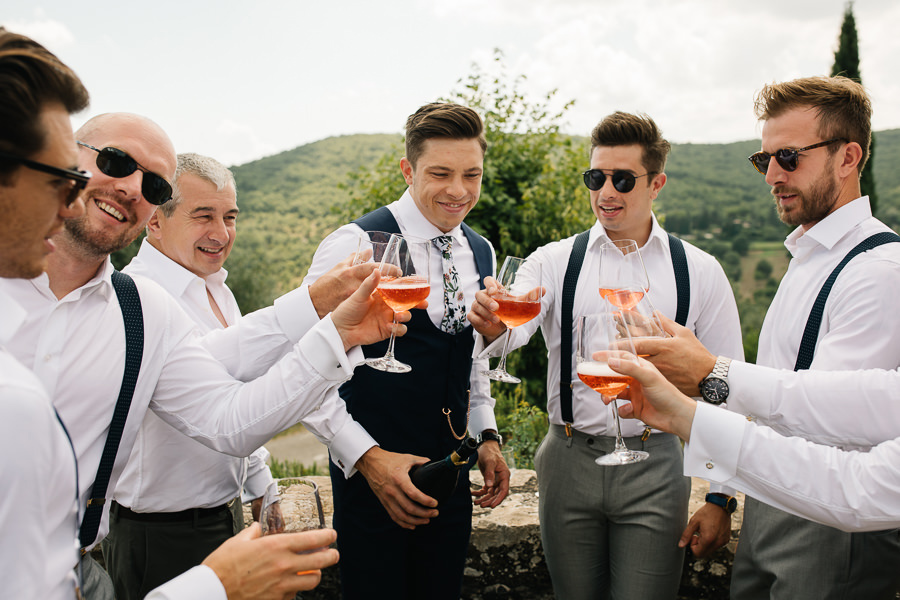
{"left": 477, "top": 430, "right": 503, "bottom": 447}
{"left": 699, "top": 356, "right": 732, "bottom": 405}
{"left": 705, "top": 493, "right": 737, "bottom": 514}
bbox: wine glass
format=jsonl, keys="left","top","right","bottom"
{"left": 353, "top": 230, "right": 393, "bottom": 265}
{"left": 365, "top": 234, "right": 431, "bottom": 373}
{"left": 482, "top": 256, "right": 542, "bottom": 384}
{"left": 576, "top": 312, "right": 648, "bottom": 466}
{"left": 261, "top": 477, "right": 326, "bottom": 535}
{"left": 598, "top": 239, "right": 650, "bottom": 310}
{"left": 260, "top": 478, "right": 327, "bottom": 585}
{"left": 606, "top": 288, "right": 668, "bottom": 347}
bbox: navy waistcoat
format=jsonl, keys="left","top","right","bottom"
{"left": 341, "top": 207, "right": 493, "bottom": 460}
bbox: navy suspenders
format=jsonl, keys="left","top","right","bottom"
{"left": 559, "top": 232, "right": 690, "bottom": 432}
{"left": 79, "top": 270, "right": 144, "bottom": 548}
{"left": 793, "top": 232, "right": 900, "bottom": 371}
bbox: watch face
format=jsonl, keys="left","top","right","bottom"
{"left": 701, "top": 378, "right": 729, "bottom": 405}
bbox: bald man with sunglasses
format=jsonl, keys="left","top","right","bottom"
{"left": 636, "top": 76, "right": 900, "bottom": 599}
{"left": 469, "top": 111, "right": 743, "bottom": 600}
{"left": 0, "top": 108, "right": 421, "bottom": 598}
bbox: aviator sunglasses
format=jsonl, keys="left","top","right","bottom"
{"left": 0, "top": 151, "right": 91, "bottom": 207}
{"left": 747, "top": 138, "right": 846, "bottom": 175}
{"left": 582, "top": 169, "right": 653, "bottom": 193}
{"left": 77, "top": 141, "right": 173, "bottom": 205}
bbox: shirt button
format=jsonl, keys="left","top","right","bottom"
{"left": 44, "top": 354, "right": 53, "bottom": 362}
{"left": 706, "top": 461, "right": 715, "bottom": 469}
{"left": 586, "top": 438, "right": 594, "bottom": 446}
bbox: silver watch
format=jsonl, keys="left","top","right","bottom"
{"left": 699, "top": 356, "right": 732, "bottom": 405}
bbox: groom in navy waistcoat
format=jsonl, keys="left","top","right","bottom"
{"left": 302, "top": 102, "right": 510, "bottom": 599}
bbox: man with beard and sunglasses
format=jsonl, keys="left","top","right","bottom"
{"left": 468, "top": 111, "right": 743, "bottom": 600}
{"left": 633, "top": 76, "right": 900, "bottom": 599}
{"left": 0, "top": 108, "right": 423, "bottom": 599}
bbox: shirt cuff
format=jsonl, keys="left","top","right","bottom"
{"left": 726, "top": 360, "right": 776, "bottom": 418}
{"left": 242, "top": 459, "right": 274, "bottom": 502}
{"left": 468, "top": 403, "right": 499, "bottom": 436}
{"left": 298, "top": 315, "right": 356, "bottom": 382}
{"left": 274, "top": 284, "right": 319, "bottom": 344}
{"left": 144, "top": 565, "right": 225, "bottom": 600}
{"left": 684, "top": 402, "right": 747, "bottom": 484}
{"left": 329, "top": 418, "right": 378, "bottom": 479}
{"left": 475, "top": 331, "right": 508, "bottom": 359}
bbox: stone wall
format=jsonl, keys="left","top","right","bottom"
{"left": 249, "top": 472, "right": 742, "bottom": 599}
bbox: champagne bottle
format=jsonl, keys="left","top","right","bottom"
{"left": 409, "top": 436, "right": 481, "bottom": 506}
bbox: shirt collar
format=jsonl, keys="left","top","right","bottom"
{"left": 133, "top": 238, "right": 228, "bottom": 298}
{"left": 398, "top": 189, "right": 465, "bottom": 244}
{"left": 785, "top": 196, "right": 871, "bottom": 256}
{"left": 588, "top": 213, "right": 666, "bottom": 253}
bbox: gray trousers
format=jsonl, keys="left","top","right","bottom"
{"left": 102, "top": 499, "right": 242, "bottom": 600}
{"left": 535, "top": 425, "right": 691, "bottom": 600}
{"left": 731, "top": 496, "right": 900, "bottom": 600}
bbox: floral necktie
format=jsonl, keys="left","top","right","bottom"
{"left": 433, "top": 235, "right": 467, "bottom": 334}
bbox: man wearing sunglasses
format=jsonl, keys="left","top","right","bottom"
{"left": 0, "top": 28, "right": 351, "bottom": 600}
{"left": 0, "top": 109, "right": 422, "bottom": 599}
{"left": 469, "top": 111, "right": 743, "bottom": 599}
{"left": 635, "top": 76, "right": 900, "bottom": 599}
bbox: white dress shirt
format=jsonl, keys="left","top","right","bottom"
{"left": 685, "top": 384, "right": 900, "bottom": 533}
{"left": 756, "top": 197, "right": 900, "bottom": 421}
{"left": 300, "top": 190, "right": 499, "bottom": 477}
{"left": 0, "top": 288, "right": 79, "bottom": 600}
{"left": 477, "top": 216, "right": 744, "bottom": 438}
{"left": 114, "top": 239, "right": 273, "bottom": 511}
{"left": 1, "top": 259, "right": 361, "bottom": 548}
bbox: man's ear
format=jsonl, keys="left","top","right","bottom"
{"left": 146, "top": 210, "right": 163, "bottom": 240}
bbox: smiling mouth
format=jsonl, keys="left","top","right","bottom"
{"left": 198, "top": 246, "right": 224, "bottom": 255}
{"left": 599, "top": 205, "right": 623, "bottom": 214}
{"left": 95, "top": 200, "right": 126, "bottom": 222}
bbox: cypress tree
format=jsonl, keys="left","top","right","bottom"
{"left": 831, "top": 2, "right": 877, "bottom": 214}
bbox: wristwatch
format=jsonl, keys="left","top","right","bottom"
{"left": 705, "top": 492, "right": 738, "bottom": 514}
{"left": 477, "top": 430, "right": 503, "bottom": 447}
{"left": 699, "top": 356, "right": 732, "bottom": 405}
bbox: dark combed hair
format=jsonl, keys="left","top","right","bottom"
{"left": 404, "top": 102, "right": 486, "bottom": 167}
{"left": 0, "top": 27, "right": 89, "bottom": 179}
{"left": 753, "top": 76, "right": 872, "bottom": 173}
{"left": 590, "top": 111, "right": 671, "bottom": 175}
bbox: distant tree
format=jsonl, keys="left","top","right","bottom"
{"left": 754, "top": 258, "right": 773, "bottom": 280}
{"left": 831, "top": 2, "right": 877, "bottom": 214}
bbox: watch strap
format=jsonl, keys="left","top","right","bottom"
{"left": 705, "top": 492, "right": 737, "bottom": 514}
{"left": 478, "top": 430, "right": 503, "bottom": 447}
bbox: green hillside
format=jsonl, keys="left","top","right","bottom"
{"left": 222, "top": 129, "right": 898, "bottom": 312}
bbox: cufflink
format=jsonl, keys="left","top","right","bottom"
{"left": 706, "top": 461, "right": 715, "bottom": 469}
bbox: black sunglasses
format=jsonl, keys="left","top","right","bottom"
{"left": 0, "top": 150, "right": 91, "bottom": 207}
{"left": 747, "top": 138, "right": 847, "bottom": 175}
{"left": 77, "top": 141, "right": 173, "bottom": 205}
{"left": 582, "top": 169, "right": 654, "bottom": 193}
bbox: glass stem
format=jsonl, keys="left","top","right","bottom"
{"left": 495, "top": 329, "right": 513, "bottom": 373}
{"left": 383, "top": 314, "right": 399, "bottom": 359}
{"left": 606, "top": 395, "right": 628, "bottom": 453}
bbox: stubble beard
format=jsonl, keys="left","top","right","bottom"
{"left": 63, "top": 212, "right": 140, "bottom": 259}
{"left": 774, "top": 173, "right": 839, "bottom": 228}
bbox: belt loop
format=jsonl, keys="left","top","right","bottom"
{"left": 565, "top": 422, "right": 574, "bottom": 448}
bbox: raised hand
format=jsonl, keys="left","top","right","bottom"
{"left": 310, "top": 253, "right": 379, "bottom": 319}
{"left": 629, "top": 313, "right": 717, "bottom": 397}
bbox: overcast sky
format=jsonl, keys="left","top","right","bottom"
{"left": 5, "top": 0, "right": 899, "bottom": 167}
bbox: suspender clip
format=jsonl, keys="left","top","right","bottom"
{"left": 564, "top": 422, "right": 574, "bottom": 447}
{"left": 641, "top": 427, "right": 651, "bottom": 442}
